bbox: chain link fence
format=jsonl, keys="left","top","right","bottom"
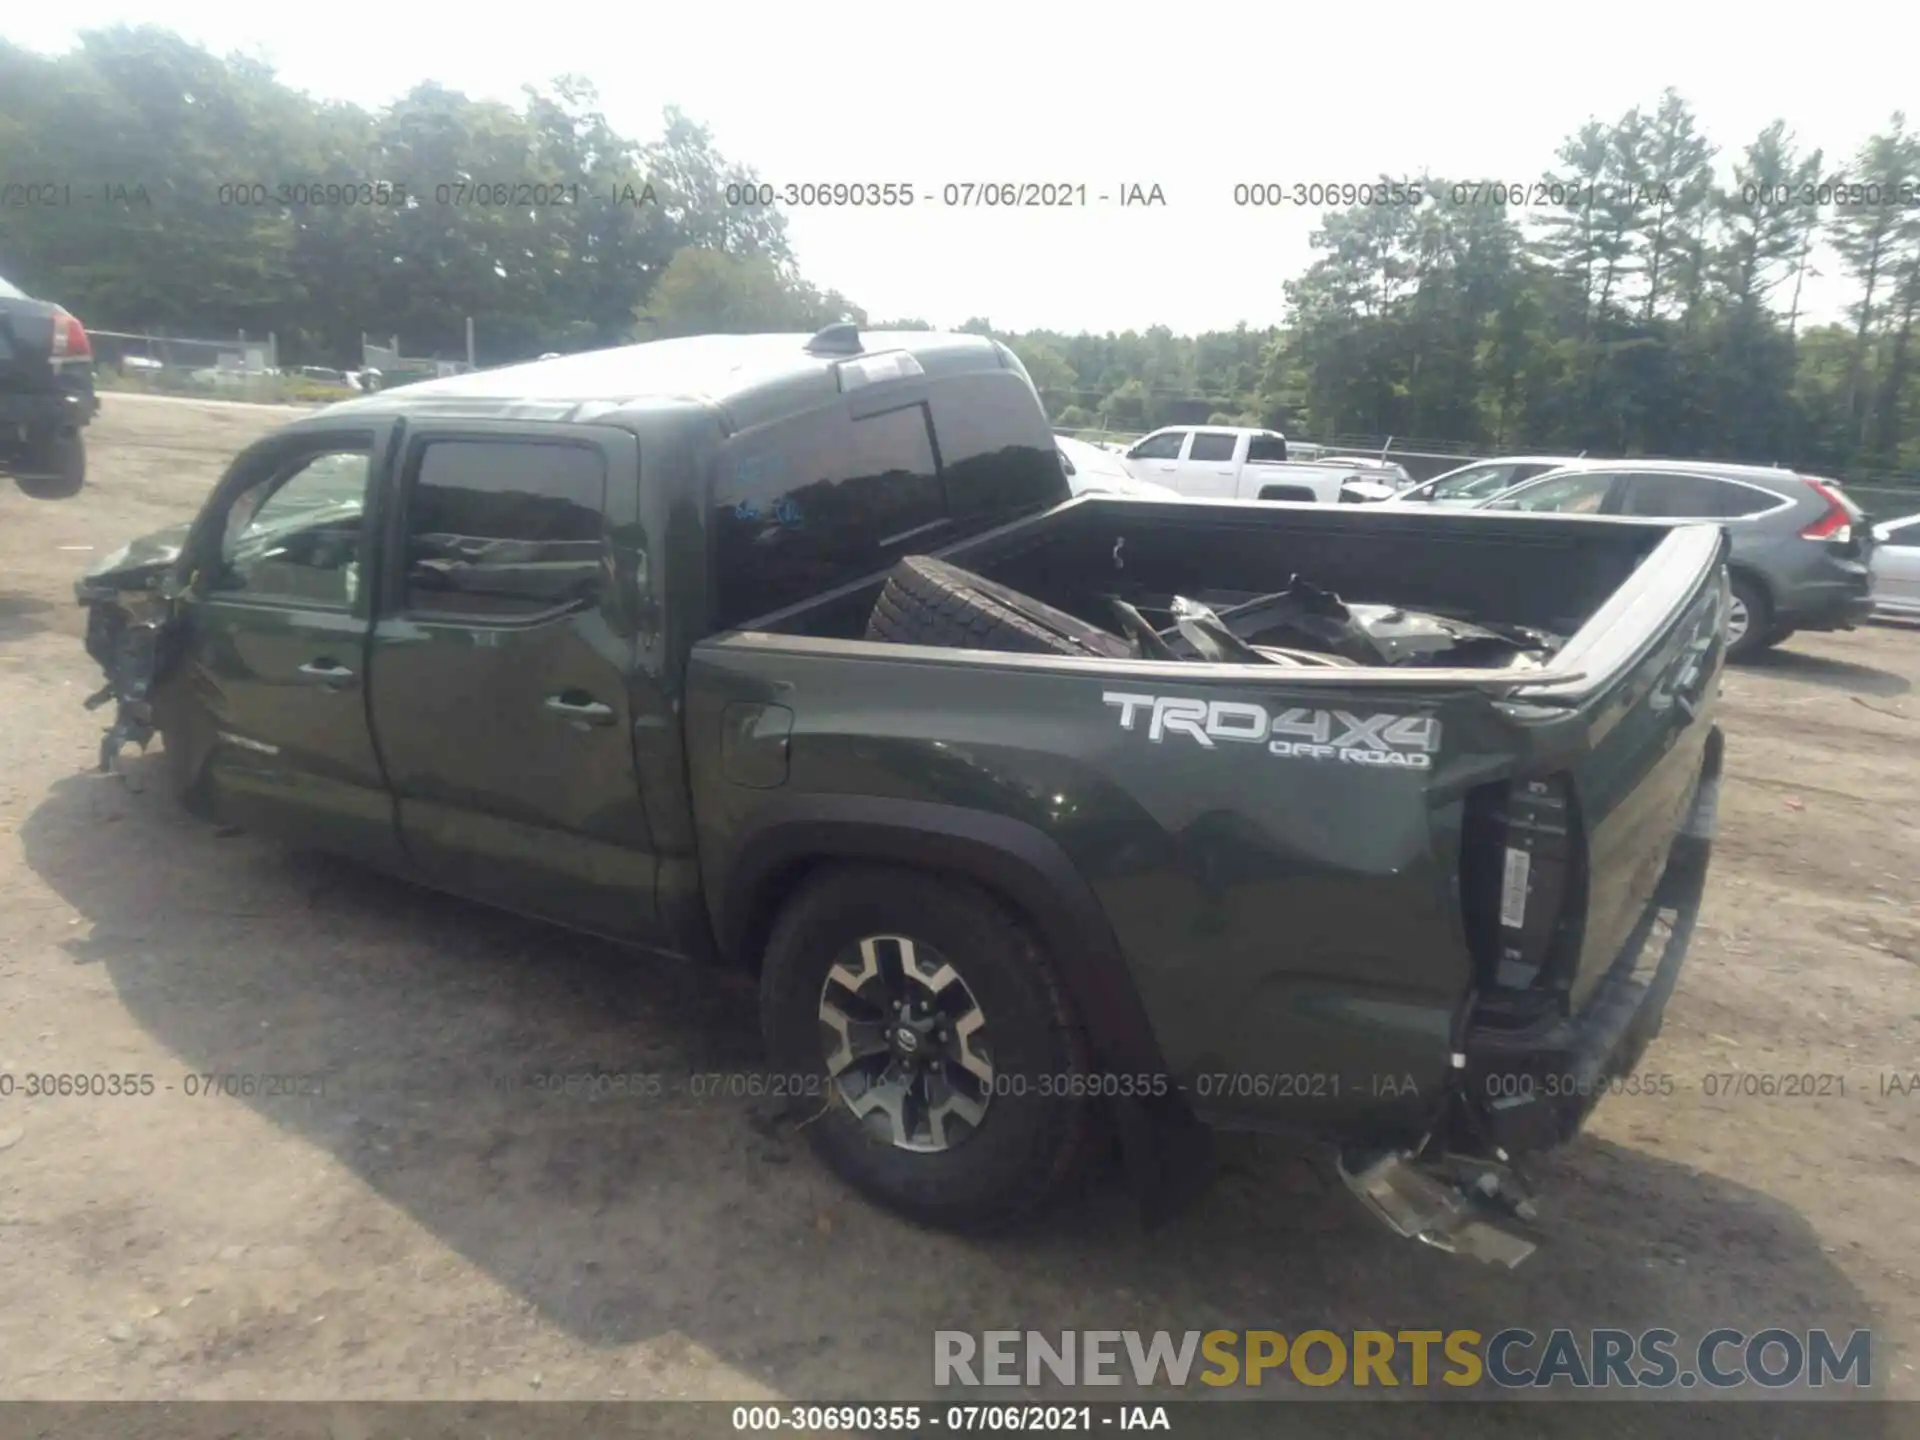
{"left": 88, "top": 328, "right": 282, "bottom": 399}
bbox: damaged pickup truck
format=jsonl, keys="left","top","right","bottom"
{"left": 75, "top": 326, "right": 1726, "bottom": 1262}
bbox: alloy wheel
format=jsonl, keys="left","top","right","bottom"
{"left": 817, "top": 935, "right": 994, "bottom": 1152}
{"left": 1726, "top": 592, "right": 1750, "bottom": 647}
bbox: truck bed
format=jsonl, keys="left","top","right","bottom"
{"left": 750, "top": 495, "right": 1692, "bottom": 676}
{"left": 691, "top": 496, "right": 1727, "bottom": 1151}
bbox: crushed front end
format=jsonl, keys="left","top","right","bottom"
{"left": 74, "top": 530, "right": 189, "bottom": 773}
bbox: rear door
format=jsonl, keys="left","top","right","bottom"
{"left": 365, "top": 421, "right": 661, "bottom": 941}
{"left": 172, "top": 426, "right": 404, "bottom": 865}
{"left": 1176, "top": 430, "right": 1242, "bottom": 498}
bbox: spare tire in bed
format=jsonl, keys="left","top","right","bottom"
{"left": 865, "top": 555, "right": 1134, "bottom": 658}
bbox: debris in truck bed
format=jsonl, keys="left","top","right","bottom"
{"left": 1197, "top": 577, "right": 1564, "bottom": 669}
{"left": 867, "top": 556, "right": 1562, "bottom": 670}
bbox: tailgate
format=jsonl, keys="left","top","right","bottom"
{"left": 1461, "top": 542, "right": 1725, "bottom": 1020}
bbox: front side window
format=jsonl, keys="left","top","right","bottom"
{"left": 216, "top": 446, "right": 371, "bottom": 607}
{"left": 1129, "top": 431, "right": 1185, "bottom": 461}
{"left": 400, "top": 440, "right": 606, "bottom": 620}
{"left": 1431, "top": 464, "right": 1516, "bottom": 500}
{"left": 1486, "top": 471, "right": 1616, "bottom": 514}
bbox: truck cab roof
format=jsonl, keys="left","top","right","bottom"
{"left": 315, "top": 328, "right": 1029, "bottom": 435}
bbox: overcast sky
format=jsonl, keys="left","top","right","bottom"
{"left": 12, "top": 1, "right": 1912, "bottom": 333}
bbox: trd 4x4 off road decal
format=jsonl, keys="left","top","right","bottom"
{"left": 1102, "top": 692, "right": 1441, "bottom": 770}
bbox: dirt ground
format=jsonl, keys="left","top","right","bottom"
{"left": 1, "top": 395, "right": 1916, "bottom": 1426}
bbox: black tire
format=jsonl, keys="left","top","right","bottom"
{"left": 13, "top": 432, "right": 85, "bottom": 499}
{"left": 866, "top": 555, "right": 1132, "bottom": 658}
{"left": 1767, "top": 624, "right": 1798, "bottom": 645}
{"left": 760, "top": 864, "right": 1096, "bottom": 1232}
{"left": 1726, "top": 572, "right": 1773, "bottom": 662}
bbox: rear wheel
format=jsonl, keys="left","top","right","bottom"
{"left": 1725, "top": 573, "right": 1774, "bottom": 661}
{"left": 760, "top": 864, "right": 1095, "bottom": 1231}
{"left": 12, "top": 431, "right": 86, "bottom": 499}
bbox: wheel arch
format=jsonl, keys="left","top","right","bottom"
{"left": 1726, "top": 560, "right": 1775, "bottom": 614}
{"left": 714, "top": 794, "right": 1172, "bottom": 1084}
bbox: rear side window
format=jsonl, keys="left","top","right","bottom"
{"left": 1714, "top": 482, "right": 1785, "bottom": 517}
{"left": 401, "top": 440, "right": 607, "bottom": 619}
{"left": 713, "top": 401, "right": 948, "bottom": 627}
{"left": 1189, "top": 432, "right": 1238, "bottom": 462}
{"left": 850, "top": 404, "right": 945, "bottom": 544}
{"left": 920, "top": 371, "right": 1065, "bottom": 521}
{"left": 1245, "top": 434, "right": 1290, "bottom": 463}
{"left": 1621, "top": 474, "right": 1782, "bottom": 518}
{"left": 1619, "top": 473, "right": 1726, "bottom": 517}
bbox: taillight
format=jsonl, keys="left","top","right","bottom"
{"left": 1799, "top": 479, "right": 1851, "bottom": 544}
{"left": 50, "top": 309, "right": 92, "bottom": 360}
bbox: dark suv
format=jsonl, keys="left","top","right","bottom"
{"left": 0, "top": 270, "right": 99, "bottom": 498}
{"left": 1479, "top": 461, "right": 1873, "bottom": 659}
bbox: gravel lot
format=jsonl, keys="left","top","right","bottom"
{"left": 1, "top": 396, "right": 1916, "bottom": 1430}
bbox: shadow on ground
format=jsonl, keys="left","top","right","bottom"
{"left": 0, "top": 588, "right": 57, "bottom": 645}
{"left": 1746, "top": 645, "right": 1911, "bottom": 698}
{"left": 16, "top": 754, "right": 1891, "bottom": 1432}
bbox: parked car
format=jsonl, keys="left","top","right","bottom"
{"left": 1377, "top": 456, "right": 1594, "bottom": 508}
{"left": 1119, "top": 425, "right": 1388, "bottom": 503}
{"left": 1474, "top": 461, "right": 1873, "bottom": 659}
{"left": 1869, "top": 512, "right": 1920, "bottom": 617}
{"left": 293, "top": 365, "right": 361, "bottom": 392}
{"left": 0, "top": 269, "right": 99, "bottom": 498}
{"left": 190, "top": 365, "right": 282, "bottom": 390}
{"left": 1055, "top": 434, "right": 1181, "bottom": 499}
{"left": 1331, "top": 457, "right": 1418, "bottom": 502}
{"left": 75, "top": 325, "right": 1725, "bottom": 1261}
{"left": 1327, "top": 455, "right": 1414, "bottom": 486}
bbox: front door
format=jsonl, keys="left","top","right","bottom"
{"left": 1124, "top": 429, "right": 1188, "bottom": 488}
{"left": 365, "top": 421, "right": 660, "bottom": 942}
{"left": 174, "top": 429, "right": 403, "bottom": 866}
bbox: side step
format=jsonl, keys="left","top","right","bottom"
{"left": 1337, "top": 1149, "right": 1542, "bottom": 1269}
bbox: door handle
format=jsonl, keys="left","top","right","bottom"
{"left": 544, "top": 693, "right": 615, "bottom": 726}
{"left": 296, "top": 659, "right": 357, "bottom": 687}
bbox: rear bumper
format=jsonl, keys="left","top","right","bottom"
{"left": 0, "top": 383, "right": 98, "bottom": 438}
{"left": 1786, "top": 591, "right": 1876, "bottom": 630}
{"left": 1454, "top": 725, "right": 1721, "bottom": 1157}
{"left": 1776, "top": 562, "right": 1874, "bottom": 630}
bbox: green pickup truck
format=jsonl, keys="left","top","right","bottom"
{"left": 76, "top": 326, "right": 1726, "bottom": 1263}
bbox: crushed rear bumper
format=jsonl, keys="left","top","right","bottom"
{"left": 1338, "top": 726, "right": 1721, "bottom": 1266}
{"left": 1457, "top": 725, "right": 1719, "bottom": 1156}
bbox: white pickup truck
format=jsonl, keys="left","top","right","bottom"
{"left": 1117, "top": 425, "right": 1384, "bottom": 502}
